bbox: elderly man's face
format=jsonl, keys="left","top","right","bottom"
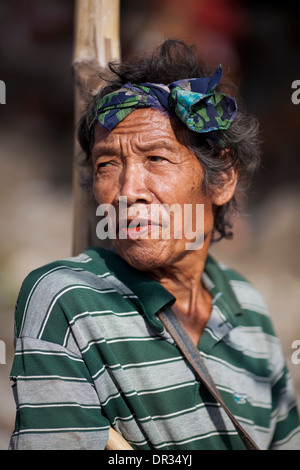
{"left": 92, "top": 108, "right": 217, "bottom": 270}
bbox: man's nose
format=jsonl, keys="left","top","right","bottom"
{"left": 115, "top": 163, "right": 153, "bottom": 206}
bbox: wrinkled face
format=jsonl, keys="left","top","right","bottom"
{"left": 92, "top": 108, "right": 216, "bottom": 271}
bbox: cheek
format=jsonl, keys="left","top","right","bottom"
{"left": 155, "top": 168, "right": 203, "bottom": 206}
{"left": 92, "top": 181, "right": 103, "bottom": 205}
{"left": 93, "top": 178, "right": 116, "bottom": 205}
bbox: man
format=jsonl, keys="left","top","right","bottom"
{"left": 9, "top": 40, "right": 300, "bottom": 450}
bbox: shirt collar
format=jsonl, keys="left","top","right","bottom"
{"left": 89, "top": 247, "right": 243, "bottom": 333}
{"left": 89, "top": 247, "right": 175, "bottom": 333}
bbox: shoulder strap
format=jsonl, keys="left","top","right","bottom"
{"left": 157, "top": 308, "right": 260, "bottom": 450}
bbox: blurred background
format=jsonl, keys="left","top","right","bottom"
{"left": 0, "top": 0, "right": 300, "bottom": 449}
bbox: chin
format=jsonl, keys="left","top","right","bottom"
{"left": 114, "top": 239, "right": 174, "bottom": 272}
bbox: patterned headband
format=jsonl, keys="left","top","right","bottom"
{"left": 88, "top": 65, "right": 237, "bottom": 146}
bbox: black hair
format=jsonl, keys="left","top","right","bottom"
{"left": 77, "top": 39, "right": 261, "bottom": 242}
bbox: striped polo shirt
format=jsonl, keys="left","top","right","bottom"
{"left": 9, "top": 247, "right": 300, "bottom": 450}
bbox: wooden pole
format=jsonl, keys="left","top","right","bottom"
{"left": 72, "top": 0, "right": 120, "bottom": 256}
{"left": 72, "top": 0, "right": 129, "bottom": 451}
{"left": 106, "top": 428, "right": 134, "bottom": 450}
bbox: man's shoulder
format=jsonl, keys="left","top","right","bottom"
{"left": 17, "top": 248, "right": 105, "bottom": 300}
{"left": 206, "top": 255, "right": 273, "bottom": 331}
{"left": 19, "top": 247, "right": 116, "bottom": 288}
{"left": 218, "top": 261, "right": 270, "bottom": 317}
{"left": 14, "top": 247, "right": 124, "bottom": 338}
{"left": 205, "top": 256, "right": 281, "bottom": 348}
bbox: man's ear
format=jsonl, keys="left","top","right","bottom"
{"left": 212, "top": 149, "right": 238, "bottom": 207}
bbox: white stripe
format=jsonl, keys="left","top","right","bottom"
{"left": 70, "top": 309, "right": 139, "bottom": 324}
{"left": 142, "top": 402, "right": 216, "bottom": 421}
{"left": 63, "top": 309, "right": 140, "bottom": 347}
{"left": 61, "top": 253, "right": 93, "bottom": 263}
{"left": 21, "top": 265, "right": 84, "bottom": 334}
{"left": 37, "top": 285, "right": 116, "bottom": 339}
{"left": 217, "top": 385, "right": 271, "bottom": 409}
{"left": 98, "top": 379, "right": 200, "bottom": 408}
{"left": 81, "top": 338, "right": 106, "bottom": 354}
{"left": 149, "top": 430, "right": 239, "bottom": 449}
{"left": 92, "top": 363, "right": 127, "bottom": 381}
{"left": 224, "top": 327, "right": 280, "bottom": 359}
{"left": 12, "top": 425, "right": 110, "bottom": 436}
{"left": 63, "top": 310, "right": 140, "bottom": 347}
{"left": 271, "top": 426, "right": 300, "bottom": 448}
{"left": 230, "top": 280, "right": 269, "bottom": 315}
{"left": 18, "top": 403, "right": 100, "bottom": 410}
{"left": 16, "top": 375, "right": 88, "bottom": 382}
{"left": 106, "top": 336, "right": 162, "bottom": 345}
{"left": 101, "top": 389, "right": 138, "bottom": 407}
{"left": 202, "top": 351, "right": 270, "bottom": 384}
{"left": 123, "top": 356, "right": 184, "bottom": 370}
{"left": 22, "top": 267, "right": 119, "bottom": 338}
{"left": 138, "top": 381, "right": 196, "bottom": 397}
{"left": 110, "top": 402, "right": 209, "bottom": 426}
{"left": 200, "top": 353, "right": 273, "bottom": 408}
{"left": 14, "top": 350, "right": 84, "bottom": 363}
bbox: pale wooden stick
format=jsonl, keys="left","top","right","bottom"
{"left": 105, "top": 428, "right": 134, "bottom": 451}
{"left": 72, "top": 1, "right": 126, "bottom": 451}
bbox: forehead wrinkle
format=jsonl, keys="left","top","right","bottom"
{"left": 92, "top": 108, "right": 185, "bottom": 159}
{"left": 92, "top": 128, "right": 123, "bottom": 158}
{"left": 92, "top": 141, "right": 119, "bottom": 162}
{"left": 94, "top": 132, "right": 179, "bottom": 158}
{"left": 93, "top": 132, "right": 141, "bottom": 160}
{"left": 136, "top": 137, "right": 179, "bottom": 152}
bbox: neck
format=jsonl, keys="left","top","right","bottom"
{"left": 150, "top": 250, "right": 205, "bottom": 297}
{"left": 148, "top": 244, "right": 212, "bottom": 345}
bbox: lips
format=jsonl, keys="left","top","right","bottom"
{"left": 118, "top": 217, "right": 160, "bottom": 239}
{"left": 118, "top": 217, "right": 149, "bottom": 228}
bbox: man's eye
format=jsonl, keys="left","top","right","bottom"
{"left": 94, "top": 161, "right": 113, "bottom": 173}
{"left": 99, "top": 161, "right": 112, "bottom": 167}
{"left": 149, "top": 156, "right": 166, "bottom": 162}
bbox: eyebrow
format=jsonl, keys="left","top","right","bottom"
{"left": 92, "top": 145, "right": 119, "bottom": 158}
{"left": 138, "top": 139, "right": 176, "bottom": 152}
{"left": 92, "top": 137, "right": 178, "bottom": 162}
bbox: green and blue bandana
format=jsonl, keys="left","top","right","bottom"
{"left": 88, "top": 65, "right": 237, "bottom": 145}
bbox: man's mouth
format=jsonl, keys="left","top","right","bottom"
{"left": 118, "top": 218, "right": 160, "bottom": 239}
